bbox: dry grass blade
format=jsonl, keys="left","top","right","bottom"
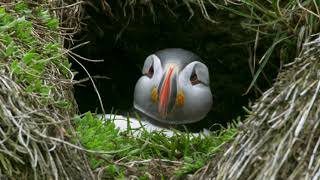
{"left": 0, "top": 0, "right": 94, "bottom": 179}
{"left": 193, "top": 36, "right": 320, "bottom": 179}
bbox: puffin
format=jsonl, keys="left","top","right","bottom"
{"left": 103, "top": 48, "right": 213, "bottom": 137}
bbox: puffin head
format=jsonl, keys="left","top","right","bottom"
{"left": 133, "top": 48, "right": 213, "bottom": 124}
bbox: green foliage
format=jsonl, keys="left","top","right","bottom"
{"left": 14, "top": 2, "right": 31, "bottom": 14}
{"left": 75, "top": 112, "right": 238, "bottom": 178}
{"left": 35, "top": 7, "right": 59, "bottom": 30}
{"left": 0, "top": 4, "right": 70, "bottom": 108}
{"left": 0, "top": 1, "right": 95, "bottom": 178}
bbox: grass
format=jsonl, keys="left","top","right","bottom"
{"left": 5, "top": 0, "right": 318, "bottom": 178}
{"left": 221, "top": 0, "right": 320, "bottom": 94}
{"left": 1, "top": 1, "right": 238, "bottom": 178}
{"left": 74, "top": 112, "right": 238, "bottom": 179}
{"left": 200, "top": 36, "right": 320, "bottom": 179}
{"left": 1, "top": 2, "right": 71, "bottom": 106}
{"left": 66, "top": 0, "right": 320, "bottom": 179}
{"left": 0, "top": 1, "right": 94, "bottom": 178}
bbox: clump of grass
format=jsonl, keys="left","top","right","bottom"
{"left": 222, "top": 0, "right": 320, "bottom": 93}
{"left": 75, "top": 112, "right": 237, "bottom": 179}
{"left": 0, "top": 1, "right": 93, "bottom": 179}
{"left": 195, "top": 34, "right": 320, "bottom": 180}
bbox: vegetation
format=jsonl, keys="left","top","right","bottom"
{"left": 221, "top": 0, "right": 320, "bottom": 93}
{"left": 194, "top": 0, "right": 320, "bottom": 179}
{"left": 196, "top": 35, "right": 320, "bottom": 180}
{"left": 0, "top": 2, "right": 93, "bottom": 179}
{"left": 75, "top": 112, "right": 237, "bottom": 179}
{"left": 1, "top": 0, "right": 320, "bottom": 179}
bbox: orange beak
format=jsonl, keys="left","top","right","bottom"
{"left": 158, "top": 66, "right": 176, "bottom": 118}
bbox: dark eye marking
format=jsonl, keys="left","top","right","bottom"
{"left": 190, "top": 72, "right": 201, "bottom": 85}
{"left": 147, "top": 65, "right": 154, "bottom": 78}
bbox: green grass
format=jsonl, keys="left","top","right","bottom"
{"left": 0, "top": 2, "right": 71, "bottom": 108}
{"left": 74, "top": 112, "right": 237, "bottom": 178}
{"left": 0, "top": 2, "right": 89, "bottom": 178}
{"left": 0, "top": 2, "right": 237, "bottom": 178}
{"left": 6, "top": 1, "right": 314, "bottom": 178}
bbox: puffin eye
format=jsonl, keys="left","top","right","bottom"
{"left": 147, "top": 65, "right": 154, "bottom": 78}
{"left": 190, "top": 72, "right": 201, "bottom": 85}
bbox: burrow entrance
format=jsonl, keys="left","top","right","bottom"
{"left": 69, "top": 2, "right": 278, "bottom": 131}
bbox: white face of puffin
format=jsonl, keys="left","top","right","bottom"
{"left": 133, "top": 48, "right": 213, "bottom": 124}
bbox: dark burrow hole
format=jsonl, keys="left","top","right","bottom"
{"left": 69, "top": 2, "right": 279, "bottom": 132}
